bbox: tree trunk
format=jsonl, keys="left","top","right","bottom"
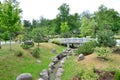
{"left": 38, "top": 42, "right": 40, "bottom": 49}
{"left": 9, "top": 33, "right": 12, "bottom": 51}
{"left": 0, "top": 42, "right": 1, "bottom": 49}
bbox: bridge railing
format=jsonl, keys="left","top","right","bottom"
{"left": 49, "top": 38, "right": 95, "bottom": 44}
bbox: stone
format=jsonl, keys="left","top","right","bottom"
{"left": 60, "top": 57, "right": 66, "bottom": 64}
{"left": 48, "top": 68, "right": 53, "bottom": 73}
{"left": 40, "top": 69, "right": 49, "bottom": 80}
{"left": 56, "top": 68, "right": 64, "bottom": 77}
{"left": 55, "top": 78, "right": 61, "bottom": 80}
{"left": 16, "top": 73, "right": 32, "bottom": 80}
{"left": 78, "top": 54, "right": 84, "bottom": 61}
{"left": 38, "top": 78, "right": 44, "bottom": 80}
{"left": 49, "top": 62, "right": 55, "bottom": 69}
{"left": 37, "top": 59, "right": 41, "bottom": 64}
{"left": 58, "top": 64, "right": 64, "bottom": 68}
{"left": 52, "top": 49, "right": 57, "bottom": 54}
{"left": 52, "top": 57, "right": 58, "bottom": 64}
{"left": 57, "top": 53, "right": 64, "bottom": 60}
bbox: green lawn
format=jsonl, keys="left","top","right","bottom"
{"left": 0, "top": 43, "right": 65, "bottom": 80}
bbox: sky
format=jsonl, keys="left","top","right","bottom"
{"left": 7, "top": 0, "right": 120, "bottom": 21}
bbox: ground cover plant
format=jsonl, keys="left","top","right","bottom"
{"left": 0, "top": 43, "right": 65, "bottom": 80}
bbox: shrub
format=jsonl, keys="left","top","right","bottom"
{"left": 94, "top": 47, "right": 112, "bottom": 59}
{"left": 31, "top": 48, "right": 40, "bottom": 58}
{"left": 77, "top": 41, "right": 97, "bottom": 55}
{"left": 51, "top": 39, "right": 61, "bottom": 45}
{"left": 114, "top": 70, "right": 120, "bottom": 80}
{"left": 21, "top": 41, "right": 34, "bottom": 49}
{"left": 15, "top": 50, "right": 23, "bottom": 57}
{"left": 97, "top": 30, "right": 116, "bottom": 47}
{"left": 79, "top": 68, "right": 99, "bottom": 80}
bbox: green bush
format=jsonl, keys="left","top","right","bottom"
{"left": 51, "top": 39, "right": 61, "bottom": 45}
{"left": 97, "top": 30, "right": 116, "bottom": 47}
{"left": 31, "top": 48, "right": 40, "bottom": 58}
{"left": 15, "top": 50, "right": 23, "bottom": 57}
{"left": 94, "top": 47, "right": 112, "bottom": 59}
{"left": 114, "top": 71, "right": 120, "bottom": 80}
{"left": 21, "top": 43, "right": 34, "bottom": 49}
{"left": 77, "top": 41, "right": 97, "bottom": 55}
{"left": 79, "top": 68, "right": 99, "bottom": 80}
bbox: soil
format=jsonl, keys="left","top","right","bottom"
{"left": 73, "top": 69, "right": 115, "bottom": 80}
{"left": 114, "top": 48, "right": 120, "bottom": 54}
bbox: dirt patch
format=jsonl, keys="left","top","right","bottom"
{"left": 94, "top": 69, "right": 115, "bottom": 80}
{"left": 114, "top": 48, "right": 120, "bottom": 54}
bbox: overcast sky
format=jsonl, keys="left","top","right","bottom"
{"left": 14, "top": 0, "right": 120, "bottom": 21}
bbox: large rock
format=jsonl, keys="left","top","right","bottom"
{"left": 49, "top": 62, "right": 55, "bottom": 69}
{"left": 16, "top": 73, "right": 32, "bottom": 80}
{"left": 52, "top": 57, "right": 58, "bottom": 64}
{"left": 56, "top": 68, "right": 64, "bottom": 77}
{"left": 78, "top": 54, "right": 84, "bottom": 61}
{"left": 40, "top": 69, "right": 49, "bottom": 80}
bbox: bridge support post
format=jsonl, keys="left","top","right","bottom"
{"left": 67, "top": 43, "right": 70, "bottom": 49}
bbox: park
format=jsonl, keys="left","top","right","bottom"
{"left": 0, "top": 0, "right": 120, "bottom": 80}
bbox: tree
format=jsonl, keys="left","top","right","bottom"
{"left": 32, "top": 28, "right": 44, "bottom": 49}
{"left": 94, "top": 5, "right": 120, "bottom": 33}
{"left": 97, "top": 30, "right": 116, "bottom": 47}
{"left": 80, "top": 16, "right": 96, "bottom": 37}
{"left": 0, "top": 0, "right": 22, "bottom": 50}
{"left": 55, "top": 3, "right": 70, "bottom": 33}
{"left": 60, "top": 22, "right": 70, "bottom": 38}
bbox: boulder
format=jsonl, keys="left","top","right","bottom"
{"left": 52, "top": 57, "right": 58, "bottom": 64}
{"left": 49, "top": 62, "right": 55, "bottom": 69}
{"left": 56, "top": 68, "right": 64, "bottom": 77}
{"left": 40, "top": 69, "right": 49, "bottom": 80}
{"left": 78, "top": 54, "right": 84, "bottom": 61}
{"left": 48, "top": 68, "right": 53, "bottom": 73}
{"left": 16, "top": 73, "right": 32, "bottom": 80}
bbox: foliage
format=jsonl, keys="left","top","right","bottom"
{"left": 14, "top": 50, "right": 23, "bottom": 57}
{"left": 114, "top": 70, "right": 120, "bottom": 80}
{"left": 97, "top": 30, "right": 116, "bottom": 47}
{"left": 94, "top": 47, "right": 113, "bottom": 59}
{"left": 21, "top": 42, "right": 34, "bottom": 49}
{"left": 80, "top": 16, "right": 96, "bottom": 37}
{"left": 0, "top": 0, "right": 22, "bottom": 50}
{"left": 94, "top": 5, "right": 120, "bottom": 33}
{"left": 31, "top": 48, "right": 40, "bottom": 58}
{"left": 2, "top": 31, "right": 9, "bottom": 41}
{"left": 31, "top": 28, "right": 44, "bottom": 49}
{"left": 50, "top": 38, "right": 61, "bottom": 45}
{"left": 79, "top": 68, "right": 99, "bottom": 80}
{"left": 60, "top": 22, "right": 70, "bottom": 38}
{"left": 77, "top": 41, "right": 97, "bottom": 55}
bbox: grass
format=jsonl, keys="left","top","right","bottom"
{"left": 61, "top": 52, "right": 120, "bottom": 80}
{"left": 0, "top": 43, "right": 65, "bottom": 80}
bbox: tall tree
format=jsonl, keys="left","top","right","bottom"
{"left": 60, "top": 22, "right": 70, "bottom": 38}
{"left": 0, "top": 0, "right": 22, "bottom": 50}
{"left": 55, "top": 3, "right": 70, "bottom": 33}
{"left": 80, "top": 16, "right": 96, "bottom": 37}
{"left": 94, "top": 5, "right": 120, "bottom": 33}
